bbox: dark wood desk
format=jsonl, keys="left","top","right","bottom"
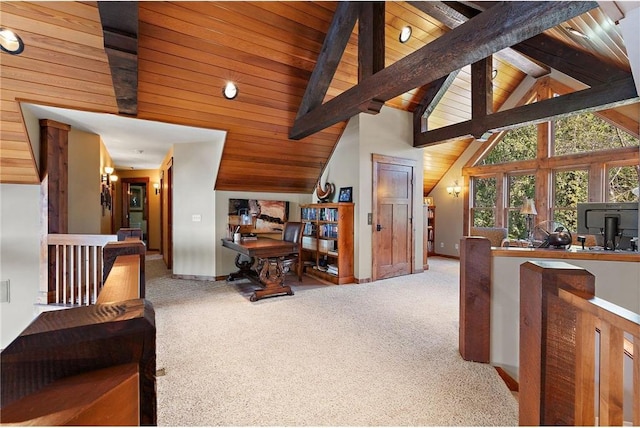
{"left": 221, "top": 238, "right": 298, "bottom": 301}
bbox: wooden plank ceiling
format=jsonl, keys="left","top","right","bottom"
{"left": 0, "top": 1, "right": 637, "bottom": 196}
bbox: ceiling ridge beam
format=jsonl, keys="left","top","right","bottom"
{"left": 295, "top": 1, "right": 359, "bottom": 120}
{"left": 414, "top": 76, "right": 639, "bottom": 147}
{"left": 98, "top": 1, "right": 138, "bottom": 116}
{"left": 290, "top": 1, "right": 597, "bottom": 140}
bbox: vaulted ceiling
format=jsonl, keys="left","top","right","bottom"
{"left": 1, "top": 1, "right": 638, "bottom": 195}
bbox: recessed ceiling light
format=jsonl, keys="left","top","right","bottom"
{"left": 223, "top": 82, "right": 238, "bottom": 100}
{"left": 0, "top": 28, "right": 24, "bottom": 55}
{"left": 565, "top": 26, "right": 589, "bottom": 39}
{"left": 399, "top": 26, "right": 412, "bottom": 43}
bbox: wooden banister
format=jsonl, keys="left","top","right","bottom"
{"left": 520, "top": 260, "right": 638, "bottom": 426}
{"left": 519, "top": 261, "right": 595, "bottom": 426}
{"left": 2, "top": 250, "right": 156, "bottom": 425}
{"left": 46, "top": 234, "right": 117, "bottom": 305}
{"left": 559, "top": 288, "right": 639, "bottom": 426}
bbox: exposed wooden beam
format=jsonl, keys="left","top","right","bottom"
{"left": 295, "top": 1, "right": 359, "bottom": 120}
{"left": 511, "top": 33, "right": 631, "bottom": 86}
{"left": 98, "top": 1, "right": 138, "bottom": 116}
{"left": 358, "top": 2, "right": 386, "bottom": 114}
{"left": 408, "top": 1, "right": 550, "bottom": 77}
{"left": 414, "top": 76, "right": 639, "bottom": 147}
{"left": 290, "top": 1, "right": 597, "bottom": 140}
{"left": 358, "top": 2, "right": 385, "bottom": 81}
{"left": 471, "top": 56, "right": 494, "bottom": 140}
{"left": 413, "top": 71, "right": 460, "bottom": 135}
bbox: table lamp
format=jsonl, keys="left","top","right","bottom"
{"left": 521, "top": 198, "right": 537, "bottom": 246}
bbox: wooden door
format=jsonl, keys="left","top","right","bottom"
{"left": 372, "top": 154, "right": 415, "bottom": 280}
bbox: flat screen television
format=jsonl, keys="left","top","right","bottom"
{"left": 577, "top": 202, "right": 639, "bottom": 250}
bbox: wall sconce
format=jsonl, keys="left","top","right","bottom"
{"left": 153, "top": 182, "right": 160, "bottom": 195}
{"left": 100, "top": 167, "right": 117, "bottom": 211}
{"left": 446, "top": 181, "right": 462, "bottom": 198}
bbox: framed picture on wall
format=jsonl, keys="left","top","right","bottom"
{"left": 130, "top": 187, "right": 142, "bottom": 211}
{"left": 338, "top": 187, "right": 352, "bottom": 203}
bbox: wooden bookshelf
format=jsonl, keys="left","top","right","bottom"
{"left": 300, "top": 203, "right": 354, "bottom": 284}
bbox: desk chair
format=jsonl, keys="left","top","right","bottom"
{"left": 282, "top": 222, "right": 303, "bottom": 281}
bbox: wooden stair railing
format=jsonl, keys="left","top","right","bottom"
{"left": 46, "top": 234, "right": 117, "bottom": 305}
{"left": 519, "top": 260, "right": 638, "bottom": 426}
{"left": 1, "top": 252, "right": 156, "bottom": 425}
{"left": 559, "top": 288, "right": 639, "bottom": 426}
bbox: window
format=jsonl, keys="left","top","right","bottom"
{"left": 554, "top": 113, "right": 638, "bottom": 156}
{"left": 552, "top": 169, "right": 589, "bottom": 232}
{"left": 608, "top": 165, "right": 639, "bottom": 202}
{"left": 507, "top": 174, "right": 535, "bottom": 239}
{"left": 472, "top": 177, "right": 496, "bottom": 227}
{"left": 480, "top": 124, "right": 537, "bottom": 165}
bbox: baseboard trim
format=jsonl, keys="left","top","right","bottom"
{"left": 432, "top": 253, "right": 460, "bottom": 260}
{"left": 172, "top": 274, "right": 216, "bottom": 281}
{"left": 494, "top": 366, "right": 519, "bottom": 392}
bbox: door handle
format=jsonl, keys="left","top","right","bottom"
{"left": 376, "top": 224, "right": 384, "bottom": 231}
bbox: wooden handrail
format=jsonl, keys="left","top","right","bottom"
{"left": 520, "top": 261, "right": 638, "bottom": 426}
{"left": 2, "top": 247, "right": 156, "bottom": 425}
{"left": 559, "top": 288, "right": 639, "bottom": 426}
{"left": 97, "top": 254, "right": 140, "bottom": 304}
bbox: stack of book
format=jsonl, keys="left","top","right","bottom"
{"left": 327, "top": 264, "right": 338, "bottom": 276}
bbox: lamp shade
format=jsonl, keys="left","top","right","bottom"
{"left": 521, "top": 198, "right": 538, "bottom": 215}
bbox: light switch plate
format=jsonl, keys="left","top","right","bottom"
{"left": 0, "top": 280, "right": 9, "bottom": 303}
{"left": 192, "top": 214, "right": 201, "bottom": 222}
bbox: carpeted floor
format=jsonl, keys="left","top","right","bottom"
{"left": 146, "top": 257, "right": 518, "bottom": 426}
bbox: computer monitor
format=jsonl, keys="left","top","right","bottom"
{"left": 577, "top": 202, "right": 639, "bottom": 250}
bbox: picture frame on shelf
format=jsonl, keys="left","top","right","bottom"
{"left": 424, "top": 196, "right": 434, "bottom": 206}
{"left": 338, "top": 186, "right": 352, "bottom": 203}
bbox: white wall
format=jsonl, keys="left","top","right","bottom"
{"left": 321, "top": 107, "right": 425, "bottom": 280}
{"left": 172, "top": 141, "right": 223, "bottom": 277}
{"left": 0, "top": 184, "right": 41, "bottom": 349}
{"left": 68, "top": 129, "right": 101, "bottom": 234}
{"left": 215, "top": 191, "right": 313, "bottom": 277}
{"left": 427, "top": 141, "right": 482, "bottom": 257}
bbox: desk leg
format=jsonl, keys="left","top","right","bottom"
{"left": 250, "top": 257, "right": 294, "bottom": 302}
{"left": 227, "top": 254, "right": 255, "bottom": 281}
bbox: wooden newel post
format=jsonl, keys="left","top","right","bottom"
{"left": 519, "top": 261, "right": 595, "bottom": 426}
{"left": 459, "top": 237, "right": 491, "bottom": 362}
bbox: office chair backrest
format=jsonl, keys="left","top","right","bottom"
{"left": 283, "top": 222, "right": 303, "bottom": 244}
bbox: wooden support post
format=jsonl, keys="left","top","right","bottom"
{"left": 519, "top": 261, "right": 595, "bottom": 426}
{"left": 459, "top": 237, "right": 491, "bottom": 362}
{"left": 40, "top": 119, "right": 71, "bottom": 303}
{"left": 103, "top": 241, "right": 146, "bottom": 297}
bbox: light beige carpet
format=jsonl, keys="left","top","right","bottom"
{"left": 147, "top": 257, "right": 518, "bottom": 426}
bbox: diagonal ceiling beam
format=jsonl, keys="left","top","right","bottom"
{"left": 511, "top": 33, "right": 631, "bottom": 86}
{"left": 408, "top": 1, "right": 550, "bottom": 78}
{"left": 295, "top": 2, "right": 359, "bottom": 120}
{"left": 290, "top": 1, "right": 597, "bottom": 140}
{"left": 413, "top": 71, "right": 461, "bottom": 135}
{"left": 98, "top": 1, "right": 138, "bottom": 116}
{"left": 414, "top": 76, "right": 639, "bottom": 147}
